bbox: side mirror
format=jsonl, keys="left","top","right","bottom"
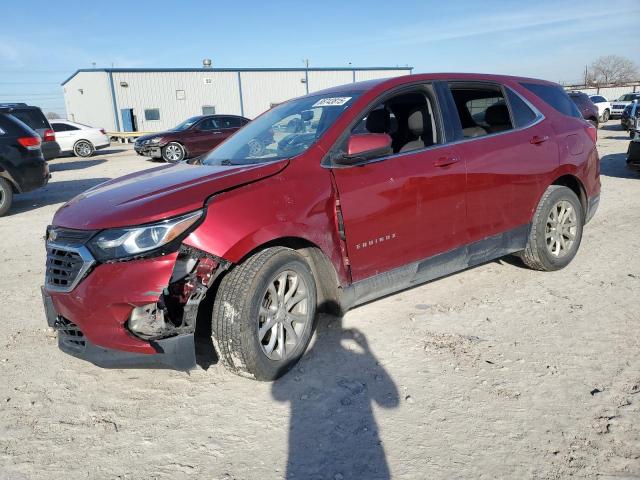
{"left": 337, "top": 133, "right": 392, "bottom": 165}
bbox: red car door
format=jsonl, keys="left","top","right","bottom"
{"left": 330, "top": 87, "right": 467, "bottom": 282}
{"left": 446, "top": 82, "right": 558, "bottom": 244}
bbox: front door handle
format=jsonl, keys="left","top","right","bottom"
{"left": 433, "top": 156, "right": 460, "bottom": 167}
{"left": 530, "top": 135, "right": 549, "bottom": 145}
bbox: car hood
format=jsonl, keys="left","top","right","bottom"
{"left": 52, "top": 160, "right": 288, "bottom": 230}
{"left": 135, "top": 131, "right": 182, "bottom": 143}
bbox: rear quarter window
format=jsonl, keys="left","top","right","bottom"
{"left": 9, "top": 108, "right": 49, "bottom": 130}
{"left": 505, "top": 89, "right": 537, "bottom": 128}
{"left": 521, "top": 83, "right": 582, "bottom": 119}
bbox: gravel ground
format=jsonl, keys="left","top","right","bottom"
{"left": 0, "top": 124, "right": 638, "bottom": 480}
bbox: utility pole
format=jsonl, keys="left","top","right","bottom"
{"left": 584, "top": 65, "right": 588, "bottom": 87}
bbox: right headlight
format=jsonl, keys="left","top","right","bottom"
{"left": 88, "top": 210, "right": 202, "bottom": 261}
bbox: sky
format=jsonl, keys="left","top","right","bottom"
{"left": 1, "top": 0, "right": 639, "bottom": 116}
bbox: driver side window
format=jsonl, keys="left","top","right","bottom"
{"left": 198, "top": 118, "right": 219, "bottom": 131}
{"left": 350, "top": 88, "right": 441, "bottom": 159}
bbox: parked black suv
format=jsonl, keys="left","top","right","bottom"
{"left": 0, "top": 112, "right": 50, "bottom": 216}
{"left": 621, "top": 102, "right": 639, "bottom": 136}
{"left": 0, "top": 104, "right": 60, "bottom": 160}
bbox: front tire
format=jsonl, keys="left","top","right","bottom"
{"left": 519, "top": 186, "right": 583, "bottom": 271}
{"left": 162, "top": 142, "right": 185, "bottom": 163}
{"left": 212, "top": 247, "right": 317, "bottom": 381}
{"left": 0, "top": 178, "right": 13, "bottom": 217}
{"left": 73, "top": 140, "right": 95, "bottom": 157}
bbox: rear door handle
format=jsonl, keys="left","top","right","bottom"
{"left": 433, "top": 156, "right": 460, "bottom": 167}
{"left": 530, "top": 135, "right": 549, "bottom": 145}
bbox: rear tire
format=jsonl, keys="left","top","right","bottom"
{"left": 0, "top": 178, "right": 14, "bottom": 217}
{"left": 212, "top": 247, "right": 317, "bottom": 381}
{"left": 73, "top": 140, "right": 95, "bottom": 157}
{"left": 519, "top": 185, "right": 583, "bottom": 271}
{"left": 601, "top": 109, "right": 610, "bottom": 123}
{"left": 162, "top": 142, "right": 185, "bottom": 163}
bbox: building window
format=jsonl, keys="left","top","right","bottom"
{"left": 144, "top": 109, "right": 160, "bottom": 121}
{"left": 202, "top": 106, "right": 216, "bottom": 115}
{"left": 176, "top": 90, "right": 186, "bottom": 100}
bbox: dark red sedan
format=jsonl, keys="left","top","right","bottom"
{"left": 134, "top": 114, "right": 250, "bottom": 162}
{"left": 44, "top": 73, "right": 600, "bottom": 380}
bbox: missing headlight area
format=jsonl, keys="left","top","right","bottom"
{"left": 126, "top": 246, "right": 230, "bottom": 341}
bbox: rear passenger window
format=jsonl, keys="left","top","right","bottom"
{"left": 521, "top": 83, "right": 581, "bottom": 119}
{"left": 52, "top": 123, "right": 75, "bottom": 132}
{"left": 449, "top": 83, "right": 514, "bottom": 138}
{"left": 218, "top": 117, "right": 242, "bottom": 128}
{"left": 505, "top": 89, "right": 538, "bottom": 128}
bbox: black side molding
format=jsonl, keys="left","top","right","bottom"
{"left": 342, "top": 224, "right": 530, "bottom": 309}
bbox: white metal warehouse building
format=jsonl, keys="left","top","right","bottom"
{"left": 61, "top": 67, "right": 413, "bottom": 133}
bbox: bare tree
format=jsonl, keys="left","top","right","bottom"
{"left": 45, "top": 111, "right": 61, "bottom": 120}
{"left": 588, "top": 55, "right": 639, "bottom": 85}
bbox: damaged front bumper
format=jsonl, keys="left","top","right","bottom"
{"left": 42, "top": 244, "right": 228, "bottom": 371}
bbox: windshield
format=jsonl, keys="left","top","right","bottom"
{"left": 618, "top": 94, "right": 640, "bottom": 102}
{"left": 171, "top": 117, "right": 201, "bottom": 131}
{"left": 202, "top": 92, "right": 360, "bottom": 165}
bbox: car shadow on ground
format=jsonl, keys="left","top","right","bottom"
{"left": 48, "top": 159, "right": 107, "bottom": 172}
{"left": 8, "top": 177, "right": 111, "bottom": 215}
{"left": 271, "top": 315, "right": 399, "bottom": 480}
{"left": 55, "top": 148, "right": 129, "bottom": 159}
{"left": 603, "top": 135, "right": 633, "bottom": 141}
{"left": 600, "top": 152, "right": 639, "bottom": 179}
{"left": 599, "top": 123, "right": 623, "bottom": 132}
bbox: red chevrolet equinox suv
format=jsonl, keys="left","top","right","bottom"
{"left": 42, "top": 74, "right": 600, "bottom": 380}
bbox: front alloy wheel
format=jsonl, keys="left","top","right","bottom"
{"left": 162, "top": 142, "right": 185, "bottom": 162}
{"left": 258, "top": 270, "right": 310, "bottom": 361}
{"left": 212, "top": 247, "right": 317, "bottom": 380}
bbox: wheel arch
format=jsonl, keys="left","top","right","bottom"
{"left": 73, "top": 138, "right": 94, "bottom": 147}
{"left": 231, "top": 236, "right": 345, "bottom": 315}
{"left": 0, "top": 170, "right": 20, "bottom": 193}
{"left": 551, "top": 174, "right": 587, "bottom": 219}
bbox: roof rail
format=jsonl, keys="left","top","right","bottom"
{"left": 0, "top": 102, "right": 28, "bottom": 107}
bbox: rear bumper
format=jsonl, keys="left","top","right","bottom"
{"left": 42, "top": 140, "right": 61, "bottom": 161}
{"left": 10, "top": 156, "right": 50, "bottom": 193}
{"left": 585, "top": 194, "right": 600, "bottom": 224}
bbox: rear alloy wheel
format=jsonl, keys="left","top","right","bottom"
{"left": 519, "top": 185, "right": 583, "bottom": 271}
{"left": 212, "top": 247, "right": 317, "bottom": 381}
{"left": 162, "top": 142, "right": 185, "bottom": 163}
{"left": 73, "top": 140, "right": 95, "bottom": 157}
{"left": 0, "top": 178, "right": 13, "bottom": 217}
{"left": 601, "top": 109, "right": 610, "bottom": 123}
